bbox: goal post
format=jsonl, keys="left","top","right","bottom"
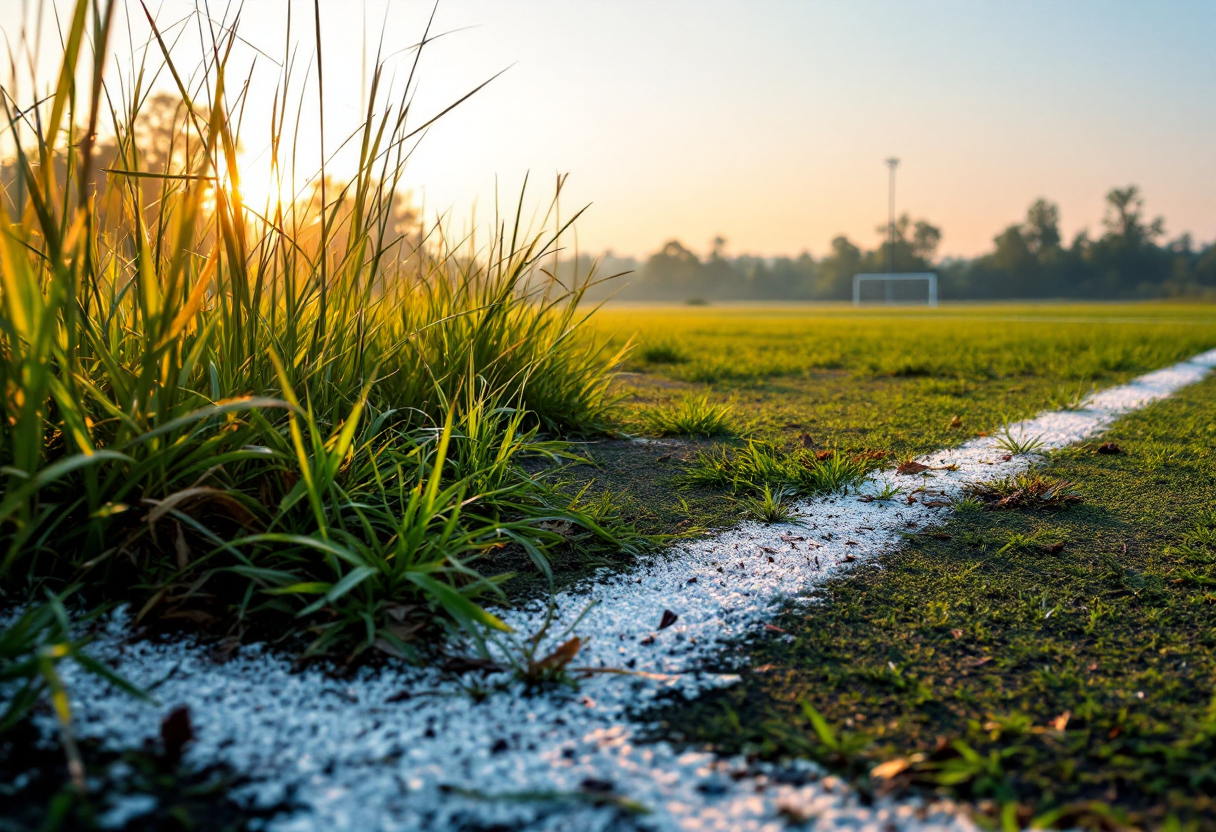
{"left": 852, "top": 273, "right": 938, "bottom": 307}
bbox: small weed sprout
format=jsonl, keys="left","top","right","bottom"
{"left": 997, "top": 529, "right": 1064, "bottom": 555}
{"left": 643, "top": 395, "right": 737, "bottom": 438}
{"left": 872, "top": 481, "right": 903, "bottom": 501}
{"left": 742, "top": 485, "right": 799, "bottom": 524}
{"left": 953, "top": 495, "right": 986, "bottom": 514}
{"left": 1049, "top": 382, "right": 1096, "bottom": 411}
{"left": 995, "top": 426, "right": 1046, "bottom": 455}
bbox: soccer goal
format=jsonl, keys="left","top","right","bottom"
{"left": 852, "top": 273, "right": 938, "bottom": 307}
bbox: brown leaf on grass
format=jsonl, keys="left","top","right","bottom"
{"left": 144, "top": 487, "right": 259, "bottom": 530}
{"left": 161, "top": 706, "right": 194, "bottom": 765}
{"left": 975, "top": 431, "right": 990, "bottom": 437}
{"left": 947, "top": 415, "right": 963, "bottom": 430}
{"left": 174, "top": 523, "right": 191, "bottom": 571}
{"left": 1096, "top": 442, "right": 1122, "bottom": 455}
{"left": 816, "top": 449, "right": 835, "bottom": 461}
{"left": 764, "top": 623, "right": 788, "bottom": 634}
{"left": 1043, "top": 542, "right": 1065, "bottom": 554}
{"left": 538, "top": 519, "right": 575, "bottom": 537}
{"left": 854, "top": 449, "right": 888, "bottom": 462}
{"left": 871, "top": 758, "right": 911, "bottom": 779}
{"left": 1049, "top": 711, "right": 1071, "bottom": 732}
{"left": 950, "top": 628, "right": 963, "bottom": 639}
{"left": 967, "top": 656, "right": 993, "bottom": 667}
{"left": 658, "top": 609, "right": 679, "bottom": 630}
{"left": 386, "top": 605, "right": 418, "bottom": 623}
{"left": 374, "top": 638, "right": 411, "bottom": 660}
{"left": 897, "top": 461, "right": 930, "bottom": 476}
{"left": 754, "top": 663, "right": 777, "bottom": 674}
{"left": 798, "top": 433, "right": 816, "bottom": 449}
{"left": 534, "top": 637, "right": 582, "bottom": 672}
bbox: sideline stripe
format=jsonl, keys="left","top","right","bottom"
{"left": 53, "top": 348, "right": 1216, "bottom": 832}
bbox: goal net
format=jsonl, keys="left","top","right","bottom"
{"left": 852, "top": 273, "right": 938, "bottom": 307}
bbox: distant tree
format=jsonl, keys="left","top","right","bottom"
{"left": 641, "top": 239, "right": 704, "bottom": 299}
{"left": 1103, "top": 185, "right": 1164, "bottom": 246}
{"left": 817, "top": 235, "right": 862, "bottom": 299}
{"left": 1024, "top": 198, "right": 1061, "bottom": 252}
{"left": 911, "top": 220, "right": 942, "bottom": 262}
{"left": 991, "top": 225, "right": 1034, "bottom": 273}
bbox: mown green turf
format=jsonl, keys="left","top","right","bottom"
{"left": 598, "top": 303, "right": 1216, "bottom": 458}
{"left": 648, "top": 372, "right": 1216, "bottom": 831}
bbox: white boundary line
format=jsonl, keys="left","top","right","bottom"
{"left": 47, "top": 347, "right": 1216, "bottom": 832}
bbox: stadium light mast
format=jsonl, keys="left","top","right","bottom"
{"left": 885, "top": 157, "right": 899, "bottom": 274}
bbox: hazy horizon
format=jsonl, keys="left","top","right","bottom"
{"left": 3, "top": 0, "right": 1214, "bottom": 259}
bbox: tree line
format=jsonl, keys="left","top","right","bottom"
{"left": 571, "top": 187, "right": 1216, "bottom": 302}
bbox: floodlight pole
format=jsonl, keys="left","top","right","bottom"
{"left": 885, "top": 157, "right": 899, "bottom": 277}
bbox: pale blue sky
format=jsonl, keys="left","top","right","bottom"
{"left": 3, "top": 0, "right": 1214, "bottom": 257}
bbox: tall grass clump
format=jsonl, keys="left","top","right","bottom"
{"left": 0, "top": 1, "right": 631, "bottom": 661}
{"left": 642, "top": 394, "right": 736, "bottom": 438}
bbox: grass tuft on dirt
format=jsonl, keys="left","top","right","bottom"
{"left": 641, "top": 395, "right": 738, "bottom": 438}
{"left": 963, "top": 474, "right": 1083, "bottom": 510}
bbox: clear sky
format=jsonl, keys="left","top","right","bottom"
{"left": 4, "top": 0, "right": 1215, "bottom": 258}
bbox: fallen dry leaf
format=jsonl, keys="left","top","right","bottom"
{"left": 947, "top": 415, "right": 963, "bottom": 430}
{"left": 658, "top": 609, "right": 679, "bottom": 630}
{"left": 764, "top": 623, "right": 788, "bottom": 634}
{"left": 1049, "top": 710, "right": 1071, "bottom": 732}
{"left": 534, "top": 637, "right": 583, "bottom": 672}
{"left": 799, "top": 433, "right": 816, "bottom": 449}
{"left": 871, "top": 758, "right": 911, "bottom": 779}
{"left": 950, "top": 628, "right": 963, "bottom": 639}
{"left": 816, "top": 449, "right": 835, "bottom": 461}
{"left": 897, "top": 461, "right": 930, "bottom": 476}
{"left": 1043, "top": 542, "right": 1065, "bottom": 554}
{"left": 1096, "top": 442, "right": 1122, "bottom": 455}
